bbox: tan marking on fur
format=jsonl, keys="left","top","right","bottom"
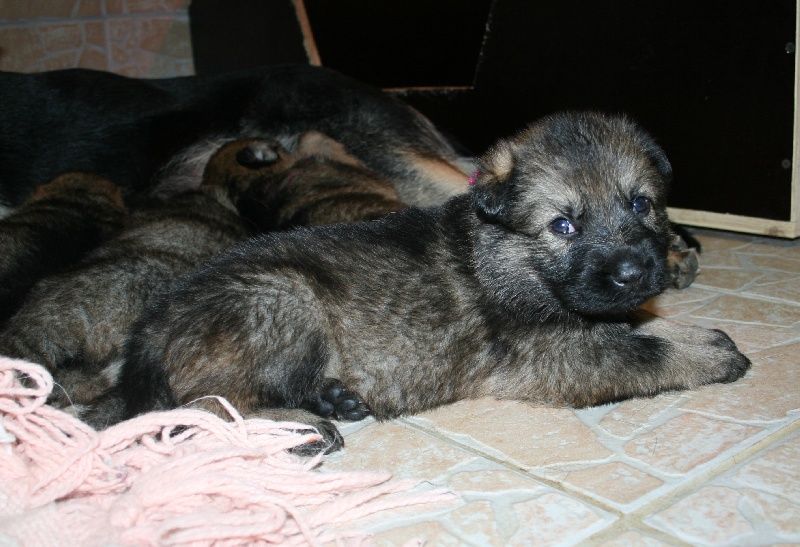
{"left": 30, "top": 172, "right": 126, "bottom": 211}
{"left": 201, "top": 138, "right": 294, "bottom": 194}
{"left": 406, "top": 154, "right": 471, "bottom": 195}
{"left": 480, "top": 141, "right": 514, "bottom": 185}
{"left": 296, "top": 131, "right": 365, "bottom": 167}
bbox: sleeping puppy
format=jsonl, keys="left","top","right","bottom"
{"left": 0, "top": 141, "right": 259, "bottom": 411}
{"left": 93, "top": 112, "right": 750, "bottom": 453}
{"left": 232, "top": 130, "right": 406, "bottom": 231}
{"left": 0, "top": 173, "right": 126, "bottom": 324}
{"left": 6, "top": 134, "right": 406, "bottom": 424}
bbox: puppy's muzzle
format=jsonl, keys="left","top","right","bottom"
{"left": 609, "top": 258, "right": 647, "bottom": 288}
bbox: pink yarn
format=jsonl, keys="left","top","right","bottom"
{"left": 0, "top": 356, "right": 455, "bottom": 545}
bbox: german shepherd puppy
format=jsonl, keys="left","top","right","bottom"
{"left": 232, "top": 130, "right": 406, "bottom": 231}
{"left": 0, "top": 173, "right": 126, "bottom": 324}
{"left": 0, "top": 142, "right": 258, "bottom": 411}
{"left": 97, "top": 112, "right": 751, "bottom": 452}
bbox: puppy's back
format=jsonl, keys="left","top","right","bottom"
{"left": 0, "top": 173, "right": 126, "bottom": 323}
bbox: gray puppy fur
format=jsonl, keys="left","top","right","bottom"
{"left": 0, "top": 141, "right": 258, "bottom": 411}
{"left": 105, "top": 112, "right": 750, "bottom": 453}
{"left": 0, "top": 173, "right": 126, "bottom": 324}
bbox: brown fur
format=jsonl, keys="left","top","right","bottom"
{"left": 226, "top": 131, "right": 407, "bottom": 231}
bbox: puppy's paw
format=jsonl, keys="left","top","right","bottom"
{"left": 668, "top": 233, "right": 700, "bottom": 289}
{"left": 289, "top": 418, "right": 344, "bottom": 456}
{"left": 705, "top": 329, "right": 752, "bottom": 383}
{"left": 311, "top": 378, "right": 371, "bottom": 421}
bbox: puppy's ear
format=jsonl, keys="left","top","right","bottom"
{"left": 638, "top": 132, "right": 673, "bottom": 183}
{"left": 471, "top": 140, "right": 515, "bottom": 224}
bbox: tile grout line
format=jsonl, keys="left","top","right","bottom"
{"left": 691, "top": 282, "right": 800, "bottom": 309}
{"left": 396, "top": 418, "right": 625, "bottom": 515}
{"left": 583, "top": 417, "right": 800, "bottom": 544}
{"left": 399, "top": 416, "right": 799, "bottom": 544}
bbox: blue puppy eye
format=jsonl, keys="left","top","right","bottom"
{"left": 551, "top": 218, "right": 576, "bottom": 235}
{"left": 631, "top": 196, "right": 651, "bottom": 215}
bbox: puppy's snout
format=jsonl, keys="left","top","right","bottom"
{"left": 236, "top": 142, "right": 281, "bottom": 169}
{"left": 610, "top": 259, "right": 646, "bottom": 288}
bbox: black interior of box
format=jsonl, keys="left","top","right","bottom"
{"left": 190, "top": 0, "right": 796, "bottom": 221}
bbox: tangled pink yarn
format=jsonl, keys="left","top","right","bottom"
{"left": 0, "top": 356, "right": 455, "bottom": 546}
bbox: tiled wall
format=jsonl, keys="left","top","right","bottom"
{"left": 0, "top": 0, "right": 194, "bottom": 77}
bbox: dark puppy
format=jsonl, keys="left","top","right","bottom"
{"left": 106, "top": 112, "right": 750, "bottom": 453}
{"left": 231, "top": 131, "right": 406, "bottom": 231}
{"left": 0, "top": 141, "right": 261, "bottom": 413}
{"left": 0, "top": 173, "right": 126, "bottom": 324}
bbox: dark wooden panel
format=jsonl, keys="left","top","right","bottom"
{"left": 189, "top": 0, "right": 795, "bottom": 221}
{"left": 402, "top": 0, "right": 796, "bottom": 221}
{"left": 303, "top": 0, "right": 492, "bottom": 88}
{"left": 189, "top": 0, "right": 308, "bottom": 76}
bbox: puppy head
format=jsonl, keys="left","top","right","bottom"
{"left": 471, "top": 111, "right": 674, "bottom": 319}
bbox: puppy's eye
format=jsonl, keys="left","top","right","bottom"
{"left": 631, "top": 196, "right": 651, "bottom": 215}
{"left": 551, "top": 218, "right": 576, "bottom": 235}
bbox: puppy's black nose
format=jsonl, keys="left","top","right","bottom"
{"left": 610, "top": 260, "right": 645, "bottom": 287}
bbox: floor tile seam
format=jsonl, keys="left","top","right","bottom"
{"left": 736, "top": 249, "right": 800, "bottom": 260}
{"left": 616, "top": 419, "right": 800, "bottom": 521}
{"left": 395, "top": 417, "right": 625, "bottom": 517}
{"left": 581, "top": 515, "right": 694, "bottom": 546}
{"left": 691, "top": 283, "right": 800, "bottom": 307}
{"left": 677, "top": 409, "right": 800, "bottom": 430}
{"left": 0, "top": 13, "right": 188, "bottom": 29}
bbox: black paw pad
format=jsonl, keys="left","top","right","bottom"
{"left": 318, "top": 378, "right": 371, "bottom": 421}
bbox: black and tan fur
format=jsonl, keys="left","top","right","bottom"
{"left": 0, "top": 65, "right": 471, "bottom": 212}
{"left": 92, "top": 112, "right": 749, "bottom": 452}
{"left": 0, "top": 173, "right": 126, "bottom": 325}
{"left": 232, "top": 130, "right": 406, "bottom": 231}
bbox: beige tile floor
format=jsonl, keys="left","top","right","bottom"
{"left": 323, "top": 228, "right": 800, "bottom": 546}
{"left": 0, "top": 0, "right": 193, "bottom": 77}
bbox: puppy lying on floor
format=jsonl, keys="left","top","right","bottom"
{"left": 0, "top": 133, "right": 411, "bottom": 416}
{"left": 90, "top": 112, "right": 750, "bottom": 454}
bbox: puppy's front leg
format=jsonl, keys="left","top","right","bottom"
{"left": 494, "top": 313, "right": 750, "bottom": 408}
{"left": 585, "top": 313, "right": 748, "bottom": 406}
{"left": 630, "top": 311, "right": 751, "bottom": 384}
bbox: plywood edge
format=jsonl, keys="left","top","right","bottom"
{"left": 792, "top": 0, "right": 800, "bottom": 228}
{"left": 668, "top": 207, "right": 800, "bottom": 239}
{"left": 292, "top": 0, "right": 321, "bottom": 66}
